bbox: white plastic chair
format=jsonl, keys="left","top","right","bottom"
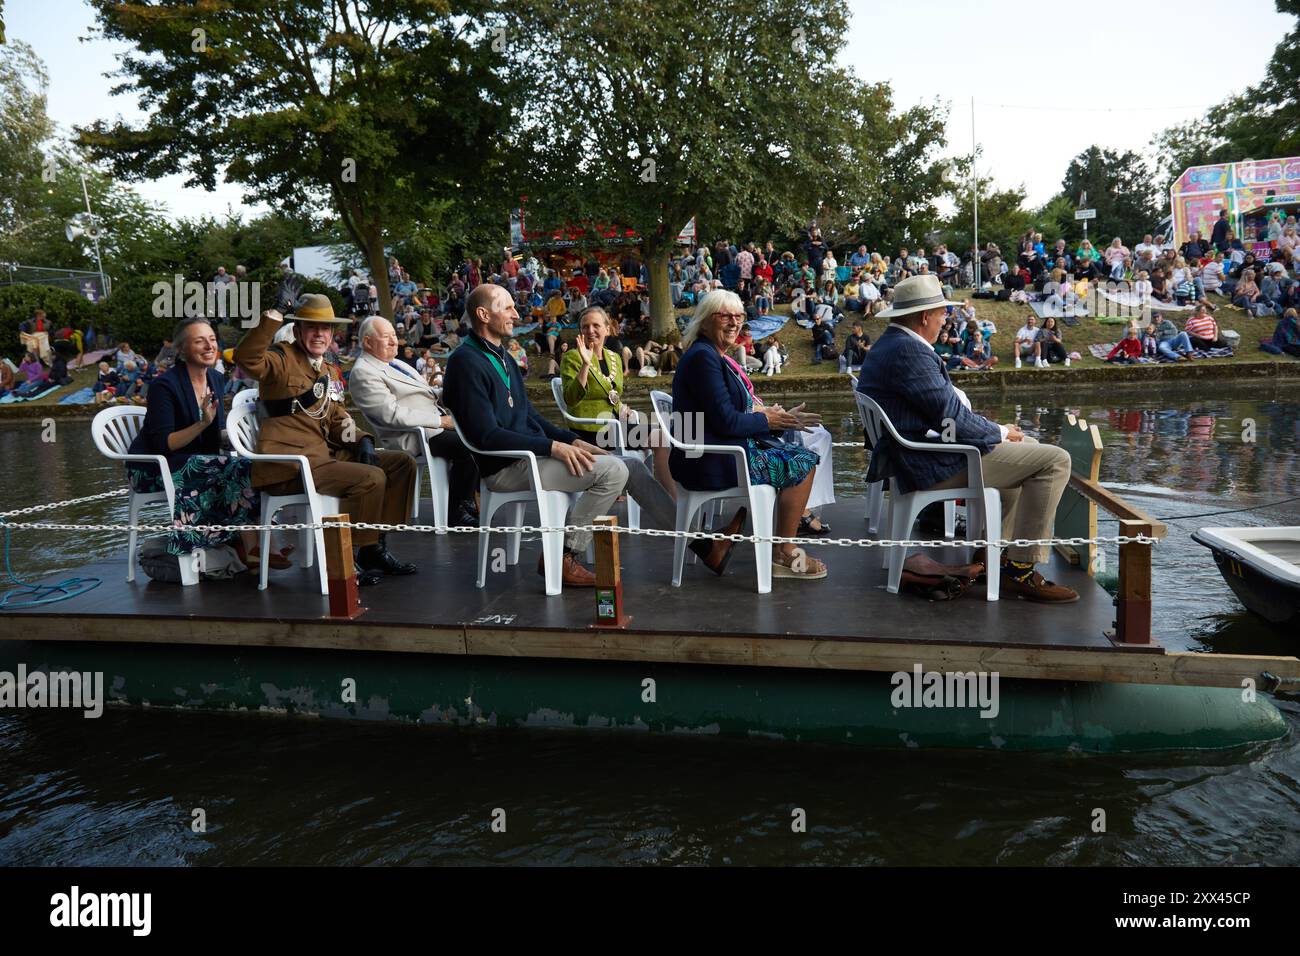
{"left": 91, "top": 405, "right": 199, "bottom": 586}
{"left": 226, "top": 404, "right": 340, "bottom": 594}
{"left": 550, "top": 376, "right": 643, "bottom": 531}
{"left": 452, "top": 415, "right": 570, "bottom": 597}
{"left": 231, "top": 386, "right": 259, "bottom": 411}
{"left": 649, "top": 390, "right": 778, "bottom": 594}
{"left": 848, "top": 373, "right": 887, "bottom": 532}
{"left": 372, "top": 424, "right": 450, "bottom": 528}
{"left": 854, "top": 392, "right": 1000, "bottom": 601}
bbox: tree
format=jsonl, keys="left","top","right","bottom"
{"left": 78, "top": 0, "right": 517, "bottom": 318}
{"left": 1152, "top": 1, "right": 1300, "bottom": 181}
{"left": 0, "top": 40, "right": 56, "bottom": 249}
{"left": 505, "top": 0, "right": 886, "bottom": 336}
{"left": 941, "top": 175, "right": 1034, "bottom": 263}
{"left": 1055, "top": 147, "right": 1160, "bottom": 247}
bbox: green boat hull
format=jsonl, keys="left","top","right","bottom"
{"left": 1, "top": 640, "right": 1287, "bottom": 753}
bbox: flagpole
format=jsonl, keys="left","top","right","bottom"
{"left": 971, "top": 97, "right": 980, "bottom": 290}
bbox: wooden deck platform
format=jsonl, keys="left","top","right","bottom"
{"left": 6, "top": 499, "right": 1298, "bottom": 690}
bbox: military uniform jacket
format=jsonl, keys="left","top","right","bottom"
{"left": 234, "top": 314, "right": 372, "bottom": 487}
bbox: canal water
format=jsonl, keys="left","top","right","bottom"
{"left": 1, "top": 382, "right": 1298, "bottom": 865}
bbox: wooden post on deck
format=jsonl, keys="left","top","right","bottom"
{"left": 590, "top": 515, "right": 631, "bottom": 630}
{"left": 322, "top": 513, "right": 365, "bottom": 620}
{"left": 1115, "top": 519, "right": 1154, "bottom": 645}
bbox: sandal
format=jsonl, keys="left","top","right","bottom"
{"left": 797, "top": 513, "right": 830, "bottom": 536}
{"left": 771, "top": 547, "right": 827, "bottom": 579}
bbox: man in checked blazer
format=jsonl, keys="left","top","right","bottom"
{"left": 856, "top": 274, "right": 1077, "bottom": 603}
{"left": 348, "top": 316, "right": 479, "bottom": 527}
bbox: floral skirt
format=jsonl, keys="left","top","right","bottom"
{"left": 745, "top": 439, "right": 818, "bottom": 491}
{"left": 127, "top": 455, "right": 258, "bottom": 555}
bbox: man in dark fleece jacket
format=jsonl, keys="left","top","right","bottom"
{"left": 442, "top": 283, "right": 627, "bottom": 587}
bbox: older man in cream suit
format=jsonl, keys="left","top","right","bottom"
{"left": 349, "top": 316, "right": 479, "bottom": 526}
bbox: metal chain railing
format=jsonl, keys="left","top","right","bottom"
{"left": 0, "top": 515, "right": 1160, "bottom": 551}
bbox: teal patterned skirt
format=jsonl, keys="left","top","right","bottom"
{"left": 745, "top": 438, "right": 818, "bottom": 490}
{"left": 127, "top": 455, "right": 259, "bottom": 554}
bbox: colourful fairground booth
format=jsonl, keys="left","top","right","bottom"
{"left": 1170, "top": 157, "right": 1300, "bottom": 258}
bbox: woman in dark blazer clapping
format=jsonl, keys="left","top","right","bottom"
{"left": 670, "top": 290, "right": 827, "bottom": 579}
{"left": 126, "top": 317, "right": 286, "bottom": 568}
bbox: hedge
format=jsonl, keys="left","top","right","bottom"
{"left": 0, "top": 284, "right": 99, "bottom": 360}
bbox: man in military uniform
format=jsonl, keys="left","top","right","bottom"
{"left": 235, "top": 293, "right": 417, "bottom": 586}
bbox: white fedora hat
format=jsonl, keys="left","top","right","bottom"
{"left": 878, "top": 274, "right": 955, "bottom": 319}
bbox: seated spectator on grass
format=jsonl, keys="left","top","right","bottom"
{"left": 811, "top": 313, "right": 836, "bottom": 364}
{"left": 1180, "top": 231, "right": 1207, "bottom": 264}
{"left": 1154, "top": 313, "right": 1195, "bottom": 360}
{"left": 0, "top": 359, "right": 13, "bottom": 399}
{"left": 1260, "top": 265, "right": 1286, "bottom": 314}
{"left": 962, "top": 329, "right": 999, "bottom": 370}
{"left": 1265, "top": 308, "right": 1300, "bottom": 357}
{"left": 1037, "top": 316, "right": 1069, "bottom": 366}
{"left": 762, "top": 335, "right": 786, "bottom": 376}
{"left": 1184, "top": 305, "right": 1225, "bottom": 349}
{"left": 14, "top": 352, "right": 50, "bottom": 398}
{"left": 1233, "top": 269, "right": 1266, "bottom": 315}
{"left": 1014, "top": 314, "right": 1043, "bottom": 368}
{"left": 735, "top": 324, "right": 762, "bottom": 373}
{"left": 840, "top": 322, "right": 870, "bottom": 373}
{"left": 1104, "top": 238, "right": 1130, "bottom": 280}
{"left": 1201, "top": 253, "right": 1225, "bottom": 296}
{"left": 1000, "top": 263, "right": 1028, "bottom": 301}
{"left": 114, "top": 341, "right": 138, "bottom": 370}
{"left": 1150, "top": 268, "right": 1173, "bottom": 304}
{"left": 1044, "top": 270, "right": 1080, "bottom": 315}
{"left": 1106, "top": 327, "right": 1143, "bottom": 364}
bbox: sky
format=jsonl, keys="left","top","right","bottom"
{"left": 8, "top": 0, "right": 1293, "bottom": 224}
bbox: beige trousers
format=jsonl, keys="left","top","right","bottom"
{"left": 486, "top": 454, "right": 629, "bottom": 553}
{"left": 927, "top": 437, "right": 1072, "bottom": 563}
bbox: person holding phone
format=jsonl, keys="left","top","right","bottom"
{"left": 126, "top": 317, "right": 284, "bottom": 568}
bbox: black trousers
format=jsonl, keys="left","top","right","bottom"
{"left": 427, "top": 430, "right": 478, "bottom": 509}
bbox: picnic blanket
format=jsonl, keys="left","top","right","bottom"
{"left": 70, "top": 348, "right": 111, "bottom": 369}
{"left": 1028, "top": 299, "right": 1088, "bottom": 320}
{"left": 1089, "top": 342, "right": 1234, "bottom": 362}
{"left": 57, "top": 387, "right": 97, "bottom": 405}
{"left": 745, "top": 315, "right": 788, "bottom": 342}
{"left": 1099, "top": 289, "right": 1193, "bottom": 311}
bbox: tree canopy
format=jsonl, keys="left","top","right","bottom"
{"left": 77, "top": 0, "right": 517, "bottom": 315}
{"left": 1152, "top": 0, "right": 1300, "bottom": 181}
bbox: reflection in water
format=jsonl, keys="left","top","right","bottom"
{"left": 0, "top": 385, "right": 1298, "bottom": 866}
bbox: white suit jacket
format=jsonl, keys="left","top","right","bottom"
{"left": 348, "top": 351, "right": 446, "bottom": 455}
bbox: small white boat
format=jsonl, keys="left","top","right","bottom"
{"left": 1193, "top": 527, "right": 1300, "bottom": 625}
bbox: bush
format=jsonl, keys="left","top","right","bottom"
{"left": 97, "top": 274, "right": 181, "bottom": 356}
{"left": 0, "top": 284, "right": 99, "bottom": 360}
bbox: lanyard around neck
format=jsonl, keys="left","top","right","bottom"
{"left": 468, "top": 336, "right": 512, "bottom": 391}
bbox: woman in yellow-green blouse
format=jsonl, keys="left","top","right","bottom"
{"left": 560, "top": 306, "right": 673, "bottom": 497}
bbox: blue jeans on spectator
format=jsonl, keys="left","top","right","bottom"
{"left": 844, "top": 297, "right": 864, "bottom": 312}
{"left": 1109, "top": 262, "right": 1125, "bottom": 280}
{"left": 1158, "top": 333, "right": 1194, "bottom": 360}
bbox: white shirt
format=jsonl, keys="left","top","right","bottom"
{"left": 1015, "top": 325, "right": 1039, "bottom": 344}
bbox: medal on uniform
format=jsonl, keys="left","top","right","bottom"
{"left": 507, "top": 393, "right": 514, "bottom": 407}
{"left": 312, "top": 380, "right": 326, "bottom": 401}
{"left": 608, "top": 389, "right": 620, "bottom": 407}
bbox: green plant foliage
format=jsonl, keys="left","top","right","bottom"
{"left": 0, "top": 284, "right": 98, "bottom": 359}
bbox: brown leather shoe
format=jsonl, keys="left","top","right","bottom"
{"left": 688, "top": 507, "right": 747, "bottom": 576}
{"left": 537, "top": 552, "right": 596, "bottom": 587}
{"left": 1000, "top": 567, "right": 1080, "bottom": 603}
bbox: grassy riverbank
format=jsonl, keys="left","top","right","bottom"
{"left": 5, "top": 291, "right": 1297, "bottom": 420}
